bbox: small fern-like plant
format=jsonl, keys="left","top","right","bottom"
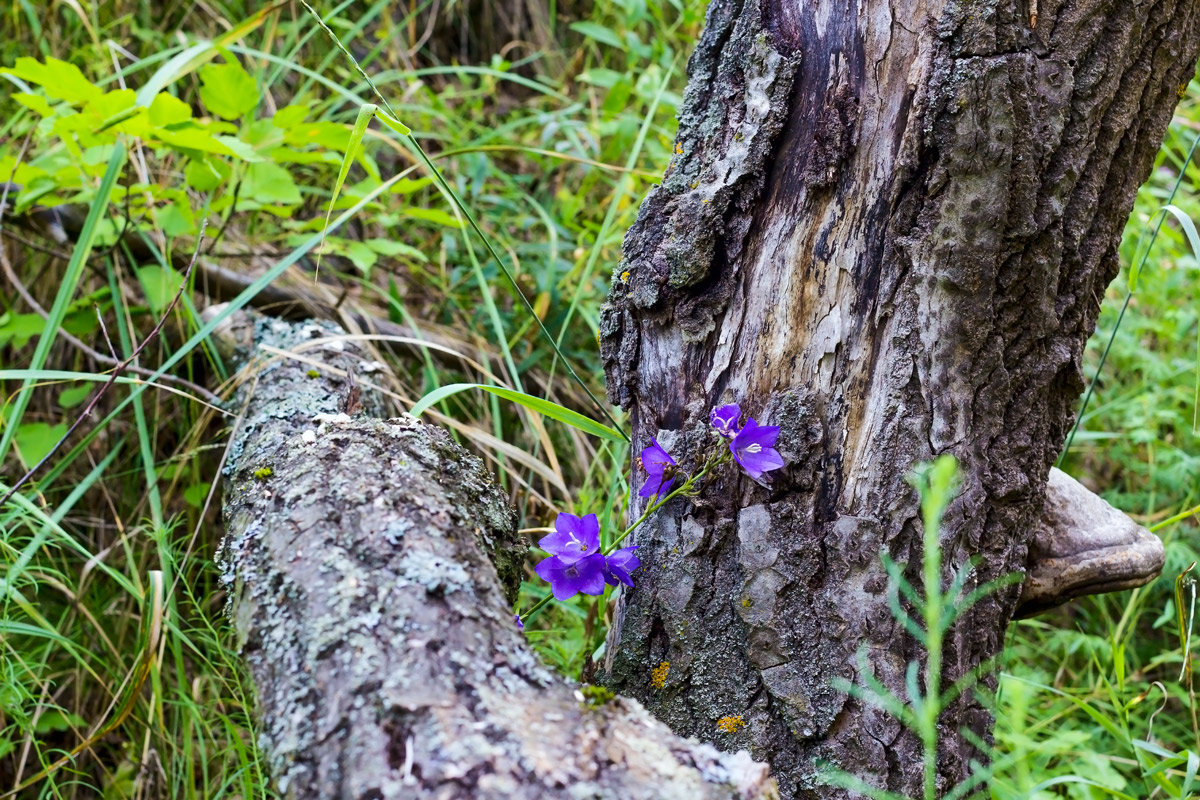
{"left": 823, "top": 455, "right": 1021, "bottom": 800}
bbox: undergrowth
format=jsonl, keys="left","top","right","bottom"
{"left": 0, "top": 2, "right": 1195, "bottom": 799}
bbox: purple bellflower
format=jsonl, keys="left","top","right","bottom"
{"left": 710, "top": 403, "right": 742, "bottom": 438}
{"left": 534, "top": 512, "right": 608, "bottom": 600}
{"left": 638, "top": 439, "right": 677, "bottom": 498}
{"left": 535, "top": 552, "right": 607, "bottom": 600}
{"left": 537, "top": 512, "right": 600, "bottom": 565}
{"left": 603, "top": 546, "right": 641, "bottom": 588}
{"left": 730, "top": 418, "right": 785, "bottom": 479}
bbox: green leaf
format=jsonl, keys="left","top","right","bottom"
{"left": 87, "top": 88, "right": 137, "bottom": 120}
{"left": 242, "top": 161, "right": 302, "bottom": 205}
{"left": 136, "top": 265, "right": 185, "bottom": 316}
{"left": 198, "top": 59, "right": 258, "bottom": 120}
{"left": 374, "top": 107, "right": 411, "bottom": 136}
{"left": 319, "top": 103, "right": 376, "bottom": 267}
{"left": 364, "top": 238, "right": 427, "bottom": 262}
{"left": 12, "top": 92, "right": 55, "bottom": 116}
{"left": 57, "top": 385, "right": 91, "bottom": 409}
{"left": 32, "top": 709, "right": 86, "bottom": 735}
{"left": 148, "top": 92, "right": 192, "bottom": 127}
{"left": 0, "top": 312, "right": 48, "bottom": 349}
{"left": 569, "top": 21, "right": 626, "bottom": 50}
{"left": 157, "top": 199, "right": 195, "bottom": 236}
{"left": 410, "top": 383, "right": 624, "bottom": 442}
{"left": 403, "top": 206, "right": 462, "bottom": 228}
{"left": 271, "top": 104, "right": 309, "bottom": 129}
{"left": 184, "top": 156, "right": 230, "bottom": 191}
{"left": 153, "top": 125, "right": 239, "bottom": 156}
{"left": 1, "top": 56, "right": 101, "bottom": 104}
{"left": 15, "top": 422, "right": 68, "bottom": 466}
{"left": 183, "top": 482, "right": 212, "bottom": 508}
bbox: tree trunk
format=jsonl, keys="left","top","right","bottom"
{"left": 598, "top": 1, "right": 1200, "bottom": 796}
{"left": 217, "top": 317, "right": 776, "bottom": 799}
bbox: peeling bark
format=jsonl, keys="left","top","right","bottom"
{"left": 599, "top": 0, "right": 1200, "bottom": 796}
{"left": 218, "top": 318, "right": 776, "bottom": 800}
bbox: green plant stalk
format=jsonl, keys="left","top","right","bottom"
{"left": 921, "top": 486, "right": 943, "bottom": 800}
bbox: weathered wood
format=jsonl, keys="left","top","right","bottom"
{"left": 218, "top": 318, "right": 776, "bottom": 799}
{"left": 599, "top": 0, "right": 1200, "bottom": 795}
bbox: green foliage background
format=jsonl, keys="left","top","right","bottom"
{"left": 0, "top": 2, "right": 1195, "bottom": 798}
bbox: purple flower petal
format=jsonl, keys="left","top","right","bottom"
{"left": 534, "top": 553, "right": 607, "bottom": 600}
{"left": 638, "top": 439, "right": 677, "bottom": 498}
{"left": 639, "top": 474, "right": 675, "bottom": 498}
{"left": 538, "top": 512, "right": 600, "bottom": 564}
{"left": 709, "top": 404, "right": 742, "bottom": 438}
{"left": 731, "top": 418, "right": 785, "bottom": 479}
{"left": 603, "top": 546, "right": 641, "bottom": 587}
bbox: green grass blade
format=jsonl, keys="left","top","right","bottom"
{"left": 410, "top": 383, "right": 625, "bottom": 442}
{"left": 317, "top": 102, "right": 377, "bottom": 272}
{"left": 0, "top": 140, "right": 126, "bottom": 466}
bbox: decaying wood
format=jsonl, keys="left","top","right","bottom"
{"left": 599, "top": 0, "right": 1200, "bottom": 795}
{"left": 218, "top": 317, "right": 776, "bottom": 799}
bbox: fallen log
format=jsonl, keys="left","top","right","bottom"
{"left": 217, "top": 315, "right": 776, "bottom": 799}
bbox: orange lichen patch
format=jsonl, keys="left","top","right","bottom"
{"left": 674, "top": 140, "right": 683, "bottom": 154}
{"left": 650, "top": 661, "right": 669, "bottom": 689}
{"left": 716, "top": 715, "right": 745, "bottom": 733}
{"left": 620, "top": 270, "right": 631, "bottom": 283}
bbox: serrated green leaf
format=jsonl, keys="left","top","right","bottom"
{"left": 410, "top": 383, "right": 623, "bottom": 442}
{"left": 1, "top": 56, "right": 101, "bottom": 104}
{"left": 198, "top": 59, "right": 258, "bottom": 120}
{"left": 13, "top": 92, "right": 55, "bottom": 116}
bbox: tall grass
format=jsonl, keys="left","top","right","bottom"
{"left": 0, "top": 2, "right": 1196, "bottom": 798}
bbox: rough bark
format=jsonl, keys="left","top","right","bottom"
{"left": 218, "top": 317, "right": 776, "bottom": 800}
{"left": 599, "top": 0, "right": 1200, "bottom": 796}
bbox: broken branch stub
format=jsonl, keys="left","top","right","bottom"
{"left": 218, "top": 317, "right": 775, "bottom": 799}
{"left": 1016, "top": 467, "right": 1165, "bottom": 618}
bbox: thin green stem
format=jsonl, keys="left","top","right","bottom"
{"left": 1150, "top": 502, "right": 1200, "bottom": 533}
